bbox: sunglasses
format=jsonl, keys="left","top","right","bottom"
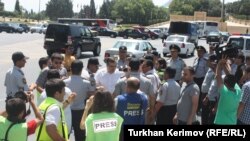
{"left": 54, "top": 61, "right": 62, "bottom": 65}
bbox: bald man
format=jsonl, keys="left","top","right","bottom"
{"left": 115, "top": 77, "right": 148, "bottom": 125}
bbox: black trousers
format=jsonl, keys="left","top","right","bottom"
{"left": 156, "top": 105, "right": 177, "bottom": 125}
{"left": 194, "top": 77, "right": 205, "bottom": 113}
{"left": 202, "top": 100, "right": 216, "bottom": 125}
{"left": 71, "top": 109, "right": 85, "bottom": 141}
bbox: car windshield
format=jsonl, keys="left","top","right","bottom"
{"left": 208, "top": 31, "right": 220, "bottom": 36}
{"left": 167, "top": 36, "right": 185, "bottom": 42}
{"left": 228, "top": 38, "right": 244, "bottom": 50}
{"left": 113, "top": 41, "right": 140, "bottom": 50}
{"left": 221, "top": 32, "right": 228, "bottom": 36}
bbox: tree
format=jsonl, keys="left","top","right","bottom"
{"left": 79, "top": 5, "right": 91, "bottom": 18}
{"left": 90, "top": 0, "right": 96, "bottom": 18}
{"left": 14, "top": 0, "right": 21, "bottom": 14}
{"left": 169, "top": 0, "right": 222, "bottom": 17}
{"left": 99, "top": 0, "right": 112, "bottom": 18}
{"left": 0, "top": 0, "right": 4, "bottom": 11}
{"left": 46, "top": 0, "right": 73, "bottom": 21}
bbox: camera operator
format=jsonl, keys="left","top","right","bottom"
{"left": 234, "top": 54, "right": 245, "bottom": 87}
{"left": 214, "top": 56, "right": 242, "bottom": 125}
{"left": 0, "top": 92, "right": 43, "bottom": 141}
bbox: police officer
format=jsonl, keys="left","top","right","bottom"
{"left": 81, "top": 57, "right": 101, "bottom": 80}
{"left": 117, "top": 46, "right": 128, "bottom": 70}
{"left": 166, "top": 45, "right": 186, "bottom": 83}
{"left": 193, "top": 46, "right": 208, "bottom": 113}
{"left": 4, "top": 52, "right": 36, "bottom": 100}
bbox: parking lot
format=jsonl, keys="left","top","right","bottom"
{"left": 0, "top": 32, "right": 208, "bottom": 140}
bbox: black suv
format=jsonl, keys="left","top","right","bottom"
{"left": 44, "top": 23, "right": 101, "bottom": 58}
{"left": 118, "top": 29, "right": 149, "bottom": 40}
{"left": 0, "top": 22, "right": 15, "bottom": 33}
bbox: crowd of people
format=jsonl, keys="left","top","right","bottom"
{"left": 0, "top": 43, "right": 250, "bottom": 141}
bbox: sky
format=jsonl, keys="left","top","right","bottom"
{"left": 2, "top": 0, "right": 238, "bottom": 13}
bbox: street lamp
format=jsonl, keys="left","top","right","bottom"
{"left": 38, "top": 0, "right": 41, "bottom": 23}
{"left": 221, "top": 0, "right": 225, "bottom": 22}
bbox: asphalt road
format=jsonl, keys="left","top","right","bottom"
{"left": 0, "top": 33, "right": 208, "bottom": 140}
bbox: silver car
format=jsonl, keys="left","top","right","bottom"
{"left": 104, "top": 39, "right": 156, "bottom": 58}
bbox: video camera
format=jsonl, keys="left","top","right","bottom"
{"left": 215, "top": 43, "right": 240, "bottom": 60}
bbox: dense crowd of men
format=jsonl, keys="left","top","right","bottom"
{"left": 0, "top": 43, "right": 250, "bottom": 141}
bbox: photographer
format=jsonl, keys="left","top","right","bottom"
{"left": 214, "top": 56, "right": 242, "bottom": 125}
{"left": 0, "top": 92, "right": 43, "bottom": 141}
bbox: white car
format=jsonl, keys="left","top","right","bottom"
{"left": 30, "top": 24, "right": 47, "bottom": 34}
{"left": 163, "top": 35, "right": 196, "bottom": 57}
{"left": 105, "top": 39, "right": 156, "bottom": 59}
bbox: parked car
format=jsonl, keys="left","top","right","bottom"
{"left": 118, "top": 29, "right": 149, "bottom": 40}
{"left": 19, "top": 24, "right": 30, "bottom": 33}
{"left": 168, "top": 21, "right": 198, "bottom": 47}
{"left": 44, "top": 23, "right": 101, "bottom": 58}
{"left": 220, "top": 31, "right": 231, "bottom": 42}
{"left": 30, "top": 24, "right": 47, "bottom": 34}
{"left": 206, "top": 31, "right": 223, "bottom": 44}
{"left": 9, "top": 23, "right": 24, "bottom": 34}
{"left": 226, "top": 35, "right": 250, "bottom": 57}
{"left": 95, "top": 27, "right": 118, "bottom": 38}
{"left": 105, "top": 39, "right": 156, "bottom": 58}
{"left": 0, "top": 22, "right": 16, "bottom": 33}
{"left": 163, "top": 35, "right": 196, "bottom": 57}
{"left": 134, "top": 26, "right": 159, "bottom": 40}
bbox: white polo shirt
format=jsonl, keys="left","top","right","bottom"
{"left": 95, "top": 68, "right": 124, "bottom": 93}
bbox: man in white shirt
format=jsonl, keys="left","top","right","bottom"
{"left": 95, "top": 57, "right": 124, "bottom": 93}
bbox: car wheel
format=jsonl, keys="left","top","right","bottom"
{"left": 191, "top": 49, "right": 195, "bottom": 56}
{"left": 123, "top": 35, "right": 128, "bottom": 39}
{"left": 9, "top": 29, "right": 13, "bottom": 33}
{"left": 110, "top": 34, "right": 115, "bottom": 38}
{"left": 93, "top": 45, "right": 101, "bottom": 56}
{"left": 185, "top": 50, "right": 189, "bottom": 58}
{"left": 31, "top": 31, "right": 33, "bottom": 34}
{"left": 151, "top": 36, "right": 155, "bottom": 40}
{"left": 142, "top": 36, "right": 147, "bottom": 40}
{"left": 39, "top": 30, "right": 42, "bottom": 34}
{"left": 75, "top": 47, "right": 81, "bottom": 59}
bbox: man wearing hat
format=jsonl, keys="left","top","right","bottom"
{"left": 81, "top": 57, "right": 101, "bottom": 79}
{"left": 166, "top": 44, "right": 186, "bottom": 83}
{"left": 4, "top": 52, "right": 36, "bottom": 100}
{"left": 193, "top": 46, "right": 208, "bottom": 114}
{"left": 201, "top": 54, "right": 217, "bottom": 124}
{"left": 117, "top": 46, "right": 128, "bottom": 70}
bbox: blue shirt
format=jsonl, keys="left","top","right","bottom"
{"left": 116, "top": 93, "right": 148, "bottom": 125}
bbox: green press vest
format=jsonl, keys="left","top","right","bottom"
{"left": 36, "top": 97, "right": 68, "bottom": 141}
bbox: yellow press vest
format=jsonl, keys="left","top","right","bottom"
{"left": 0, "top": 116, "right": 27, "bottom": 141}
{"left": 36, "top": 97, "right": 68, "bottom": 141}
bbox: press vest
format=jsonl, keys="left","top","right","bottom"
{"left": 36, "top": 97, "right": 68, "bottom": 141}
{"left": 116, "top": 93, "right": 147, "bottom": 125}
{"left": 0, "top": 116, "right": 27, "bottom": 141}
{"left": 85, "top": 112, "right": 123, "bottom": 141}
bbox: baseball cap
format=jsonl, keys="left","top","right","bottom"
{"left": 152, "top": 51, "right": 159, "bottom": 57}
{"left": 169, "top": 44, "right": 180, "bottom": 52}
{"left": 196, "top": 46, "right": 207, "bottom": 53}
{"left": 12, "top": 52, "right": 29, "bottom": 63}
{"left": 88, "top": 57, "right": 101, "bottom": 66}
{"left": 119, "top": 46, "right": 127, "bottom": 51}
